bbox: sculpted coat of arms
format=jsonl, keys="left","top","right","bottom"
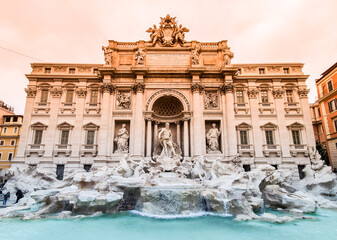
{"left": 146, "top": 14, "right": 189, "bottom": 47}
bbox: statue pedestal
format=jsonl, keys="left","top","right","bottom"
{"left": 157, "top": 156, "right": 180, "bottom": 172}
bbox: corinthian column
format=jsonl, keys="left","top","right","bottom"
{"left": 221, "top": 80, "right": 237, "bottom": 157}
{"left": 146, "top": 118, "right": 152, "bottom": 157}
{"left": 132, "top": 82, "right": 145, "bottom": 157}
{"left": 191, "top": 83, "right": 204, "bottom": 156}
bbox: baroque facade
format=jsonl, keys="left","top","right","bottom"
{"left": 14, "top": 15, "right": 315, "bottom": 177}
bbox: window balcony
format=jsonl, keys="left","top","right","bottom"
{"left": 258, "top": 102, "right": 275, "bottom": 114}
{"left": 289, "top": 144, "right": 309, "bottom": 157}
{"left": 34, "top": 102, "right": 50, "bottom": 114}
{"left": 60, "top": 102, "right": 76, "bottom": 114}
{"left": 284, "top": 102, "right": 301, "bottom": 114}
{"left": 53, "top": 144, "right": 72, "bottom": 157}
{"left": 262, "top": 144, "right": 281, "bottom": 157}
{"left": 234, "top": 102, "right": 249, "bottom": 114}
{"left": 80, "top": 144, "right": 98, "bottom": 157}
{"left": 25, "top": 144, "right": 45, "bottom": 157}
{"left": 85, "top": 102, "right": 101, "bottom": 114}
{"left": 237, "top": 144, "right": 254, "bottom": 157}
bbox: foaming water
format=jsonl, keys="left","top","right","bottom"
{"left": 1, "top": 209, "right": 337, "bottom": 240}
{"left": 130, "top": 210, "right": 232, "bottom": 219}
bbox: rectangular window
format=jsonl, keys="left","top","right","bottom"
{"left": 10, "top": 140, "right": 15, "bottom": 146}
{"left": 86, "top": 130, "right": 95, "bottom": 145}
{"left": 327, "top": 80, "right": 333, "bottom": 92}
{"left": 0, "top": 153, "right": 2, "bottom": 160}
{"left": 69, "top": 68, "right": 75, "bottom": 74}
{"left": 33, "top": 130, "right": 43, "bottom": 145}
{"left": 0, "top": 140, "right": 4, "bottom": 146}
{"left": 14, "top": 127, "right": 18, "bottom": 134}
{"left": 239, "top": 130, "right": 248, "bottom": 145}
{"left": 318, "top": 108, "right": 321, "bottom": 117}
{"left": 60, "top": 130, "right": 70, "bottom": 145}
{"left": 259, "top": 68, "right": 265, "bottom": 74}
{"left": 40, "top": 90, "right": 49, "bottom": 102}
{"left": 3, "top": 127, "right": 7, "bottom": 134}
{"left": 283, "top": 68, "right": 289, "bottom": 74}
{"left": 321, "top": 124, "right": 324, "bottom": 133}
{"left": 5, "top": 117, "right": 10, "bottom": 122}
{"left": 13, "top": 116, "right": 18, "bottom": 122}
{"left": 334, "top": 119, "right": 337, "bottom": 132}
{"left": 65, "top": 90, "right": 74, "bottom": 103}
{"left": 236, "top": 90, "right": 244, "bottom": 104}
{"left": 261, "top": 90, "right": 268, "bottom": 103}
{"left": 90, "top": 90, "right": 98, "bottom": 104}
{"left": 328, "top": 99, "right": 337, "bottom": 113}
{"left": 45, "top": 68, "right": 51, "bottom": 73}
{"left": 265, "top": 130, "right": 274, "bottom": 145}
{"left": 8, "top": 153, "right": 13, "bottom": 161}
{"left": 292, "top": 130, "right": 301, "bottom": 145}
{"left": 286, "top": 90, "right": 294, "bottom": 103}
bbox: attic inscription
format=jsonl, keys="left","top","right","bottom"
{"left": 146, "top": 53, "right": 190, "bottom": 66}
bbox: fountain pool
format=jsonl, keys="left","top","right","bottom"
{"left": 1, "top": 209, "right": 337, "bottom": 240}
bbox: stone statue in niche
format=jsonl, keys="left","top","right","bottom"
{"left": 223, "top": 48, "right": 234, "bottom": 65}
{"left": 102, "top": 46, "right": 113, "bottom": 65}
{"left": 117, "top": 91, "right": 131, "bottom": 109}
{"left": 114, "top": 124, "right": 129, "bottom": 153}
{"left": 206, "top": 123, "right": 221, "bottom": 153}
{"left": 135, "top": 48, "right": 145, "bottom": 65}
{"left": 191, "top": 45, "right": 201, "bottom": 65}
{"left": 205, "top": 92, "right": 218, "bottom": 109}
{"left": 158, "top": 122, "right": 178, "bottom": 158}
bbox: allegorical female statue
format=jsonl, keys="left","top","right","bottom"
{"left": 114, "top": 123, "right": 129, "bottom": 153}
{"left": 206, "top": 123, "right": 221, "bottom": 153}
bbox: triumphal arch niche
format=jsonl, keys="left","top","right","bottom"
{"left": 18, "top": 14, "right": 314, "bottom": 173}
{"left": 100, "top": 14, "right": 236, "bottom": 163}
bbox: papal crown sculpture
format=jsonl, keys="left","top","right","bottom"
{"left": 15, "top": 14, "right": 315, "bottom": 181}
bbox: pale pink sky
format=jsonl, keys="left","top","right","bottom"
{"left": 1, "top": 0, "right": 337, "bottom": 114}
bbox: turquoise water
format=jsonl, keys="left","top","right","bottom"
{"left": 1, "top": 209, "right": 337, "bottom": 240}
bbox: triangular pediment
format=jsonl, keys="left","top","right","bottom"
{"left": 261, "top": 122, "right": 278, "bottom": 129}
{"left": 30, "top": 122, "right": 48, "bottom": 129}
{"left": 57, "top": 122, "right": 74, "bottom": 129}
{"left": 83, "top": 122, "right": 100, "bottom": 130}
{"left": 236, "top": 122, "right": 251, "bottom": 129}
{"left": 287, "top": 122, "right": 304, "bottom": 129}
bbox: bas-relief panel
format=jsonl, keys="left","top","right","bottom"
{"left": 146, "top": 53, "right": 190, "bottom": 66}
{"left": 202, "top": 54, "right": 217, "bottom": 66}
{"left": 119, "top": 55, "right": 133, "bottom": 65}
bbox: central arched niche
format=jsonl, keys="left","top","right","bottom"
{"left": 152, "top": 96, "right": 184, "bottom": 119}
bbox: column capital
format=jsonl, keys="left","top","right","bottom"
{"left": 76, "top": 88, "right": 87, "bottom": 98}
{"left": 247, "top": 88, "right": 259, "bottom": 99}
{"left": 132, "top": 82, "right": 145, "bottom": 93}
{"left": 272, "top": 88, "right": 284, "bottom": 99}
{"left": 298, "top": 88, "right": 310, "bottom": 98}
{"left": 25, "top": 88, "right": 37, "bottom": 98}
{"left": 191, "top": 83, "right": 204, "bottom": 94}
{"left": 220, "top": 83, "right": 234, "bottom": 94}
{"left": 50, "top": 88, "right": 62, "bottom": 98}
{"left": 100, "top": 83, "right": 116, "bottom": 94}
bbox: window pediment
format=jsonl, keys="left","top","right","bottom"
{"left": 261, "top": 122, "right": 278, "bottom": 130}
{"left": 236, "top": 122, "right": 251, "bottom": 130}
{"left": 57, "top": 122, "right": 74, "bottom": 130}
{"left": 287, "top": 122, "right": 304, "bottom": 130}
{"left": 31, "top": 122, "right": 48, "bottom": 130}
{"left": 83, "top": 122, "right": 100, "bottom": 130}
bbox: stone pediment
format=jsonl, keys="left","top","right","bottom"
{"left": 287, "top": 122, "right": 304, "bottom": 129}
{"left": 260, "top": 122, "right": 278, "bottom": 129}
{"left": 236, "top": 122, "right": 252, "bottom": 130}
{"left": 83, "top": 122, "right": 100, "bottom": 130}
{"left": 57, "top": 122, "right": 74, "bottom": 130}
{"left": 30, "top": 122, "right": 48, "bottom": 129}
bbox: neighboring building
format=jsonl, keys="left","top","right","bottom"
{"left": 0, "top": 100, "right": 14, "bottom": 123}
{"left": 0, "top": 115, "right": 23, "bottom": 169}
{"left": 315, "top": 62, "right": 337, "bottom": 167}
{"left": 13, "top": 15, "right": 315, "bottom": 179}
{"left": 310, "top": 102, "right": 327, "bottom": 146}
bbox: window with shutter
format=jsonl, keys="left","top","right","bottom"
{"left": 265, "top": 130, "right": 274, "bottom": 145}
{"left": 292, "top": 130, "right": 301, "bottom": 145}
{"left": 34, "top": 130, "right": 43, "bottom": 145}
{"left": 240, "top": 131, "right": 248, "bottom": 145}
